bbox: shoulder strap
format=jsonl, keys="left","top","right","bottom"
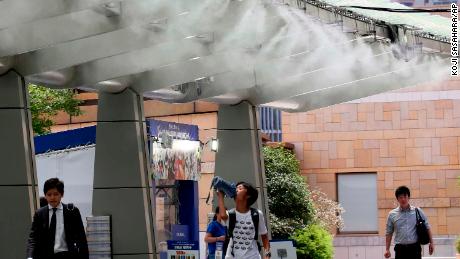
{"left": 67, "top": 203, "right": 75, "bottom": 211}
{"left": 40, "top": 206, "right": 49, "bottom": 225}
{"left": 250, "top": 208, "right": 259, "bottom": 239}
{"left": 228, "top": 209, "right": 236, "bottom": 238}
{"left": 415, "top": 208, "right": 424, "bottom": 222}
{"left": 226, "top": 209, "right": 237, "bottom": 257}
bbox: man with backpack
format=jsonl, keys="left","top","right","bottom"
{"left": 27, "top": 178, "right": 88, "bottom": 259}
{"left": 217, "top": 181, "right": 271, "bottom": 259}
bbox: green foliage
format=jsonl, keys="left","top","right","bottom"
{"left": 456, "top": 236, "right": 460, "bottom": 253}
{"left": 266, "top": 169, "right": 314, "bottom": 225}
{"left": 264, "top": 146, "right": 336, "bottom": 258}
{"left": 263, "top": 146, "right": 315, "bottom": 239}
{"left": 292, "top": 224, "right": 334, "bottom": 259}
{"left": 263, "top": 146, "right": 301, "bottom": 178}
{"left": 29, "top": 84, "right": 82, "bottom": 135}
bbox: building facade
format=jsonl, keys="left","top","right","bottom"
{"left": 48, "top": 77, "right": 460, "bottom": 258}
{"left": 283, "top": 77, "right": 460, "bottom": 258}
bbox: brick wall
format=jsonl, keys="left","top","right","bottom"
{"left": 282, "top": 78, "right": 460, "bottom": 236}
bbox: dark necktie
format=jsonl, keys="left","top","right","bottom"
{"left": 49, "top": 208, "right": 57, "bottom": 250}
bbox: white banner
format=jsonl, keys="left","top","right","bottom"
{"left": 36, "top": 146, "right": 95, "bottom": 227}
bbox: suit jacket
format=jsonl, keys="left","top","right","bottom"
{"left": 27, "top": 204, "right": 89, "bottom": 259}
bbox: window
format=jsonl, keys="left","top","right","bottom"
{"left": 338, "top": 173, "right": 378, "bottom": 233}
{"left": 258, "top": 107, "right": 282, "bottom": 142}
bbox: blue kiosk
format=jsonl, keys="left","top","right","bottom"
{"left": 34, "top": 119, "right": 201, "bottom": 258}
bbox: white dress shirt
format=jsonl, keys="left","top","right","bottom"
{"left": 48, "top": 203, "right": 68, "bottom": 253}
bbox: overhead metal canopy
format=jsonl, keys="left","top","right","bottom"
{"left": 0, "top": 0, "right": 451, "bottom": 112}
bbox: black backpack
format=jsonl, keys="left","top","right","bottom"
{"left": 225, "top": 208, "right": 260, "bottom": 256}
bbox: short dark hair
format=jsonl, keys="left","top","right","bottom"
{"left": 395, "top": 185, "right": 410, "bottom": 198}
{"left": 236, "top": 181, "right": 258, "bottom": 208}
{"left": 213, "top": 206, "right": 226, "bottom": 221}
{"left": 44, "top": 178, "right": 64, "bottom": 195}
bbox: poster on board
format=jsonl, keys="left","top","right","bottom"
{"left": 167, "top": 240, "right": 199, "bottom": 259}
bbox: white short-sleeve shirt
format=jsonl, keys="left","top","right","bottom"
{"left": 223, "top": 209, "right": 267, "bottom": 259}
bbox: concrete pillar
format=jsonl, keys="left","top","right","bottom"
{"left": 0, "top": 70, "right": 38, "bottom": 258}
{"left": 214, "top": 101, "right": 271, "bottom": 236}
{"left": 92, "top": 88, "right": 156, "bottom": 259}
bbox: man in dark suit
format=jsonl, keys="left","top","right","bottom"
{"left": 27, "top": 178, "right": 89, "bottom": 259}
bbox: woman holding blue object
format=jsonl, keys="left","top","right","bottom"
{"left": 205, "top": 206, "right": 227, "bottom": 259}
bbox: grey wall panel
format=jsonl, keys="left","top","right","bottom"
{"left": 97, "top": 90, "right": 144, "bottom": 122}
{"left": 0, "top": 109, "right": 36, "bottom": 185}
{"left": 0, "top": 71, "right": 37, "bottom": 259}
{"left": 0, "top": 72, "right": 26, "bottom": 108}
{"left": 93, "top": 122, "right": 149, "bottom": 188}
{"left": 217, "top": 102, "right": 259, "bottom": 130}
{"left": 92, "top": 188, "right": 155, "bottom": 255}
{"left": 214, "top": 130, "right": 263, "bottom": 188}
{"left": 92, "top": 87, "right": 155, "bottom": 256}
{"left": 0, "top": 181, "right": 35, "bottom": 257}
{"left": 214, "top": 102, "right": 271, "bottom": 237}
{"left": 0, "top": 71, "right": 36, "bottom": 185}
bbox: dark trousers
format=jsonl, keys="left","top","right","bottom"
{"left": 51, "top": 251, "right": 73, "bottom": 259}
{"left": 394, "top": 243, "right": 421, "bottom": 259}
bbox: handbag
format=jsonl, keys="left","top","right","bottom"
{"left": 415, "top": 208, "right": 430, "bottom": 245}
